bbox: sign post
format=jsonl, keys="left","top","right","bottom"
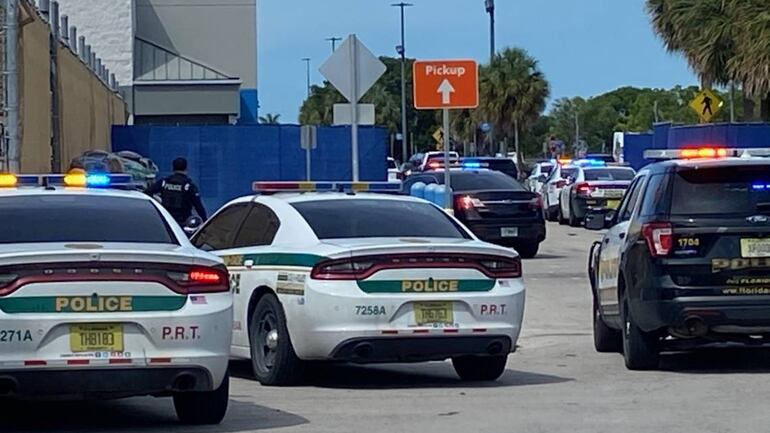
{"left": 320, "top": 35, "right": 386, "bottom": 181}
{"left": 300, "top": 125, "right": 317, "bottom": 181}
{"left": 413, "top": 59, "right": 479, "bottom": 210}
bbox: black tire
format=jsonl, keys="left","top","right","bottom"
{"left": 557, "top": 204, "right": 567, "bottom": 225}
{"left": 621, "top": 293, "right": 660, "bottom": 370}
{"left": 593, "top": 300, "right": 622, "bottom": 353}
{"left": 173, "top": 372, "right": 229, "bottom": 425}
{"left": 546, "top": 206, "right": 558, "bottom": 222}
{"left": 250, "top": 294, "right": 304, "bottom": 385}
{"left": 517, "top": 242, "right": 540, "bottom": 259}
{"left": 568, "top": 199, "right": 581, "bottom": 227}
{"left": 452, "top": 355, "right": 508, "bottom": 381}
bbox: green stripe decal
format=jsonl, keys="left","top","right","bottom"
{"left": 0, "top": 296, "right": 187, "bottom": 314}
{"left": 357, "top": 279, "right": 496, "bottom": 294}
{"left": 225, "top": 253, "right": 325, "bottom": 268}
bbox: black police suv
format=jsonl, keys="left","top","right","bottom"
{"left": 405, "top": 169, "right": 545, "bottom": 258}
{"left": 587, "top": 156, "right": 770, "bottom": 370}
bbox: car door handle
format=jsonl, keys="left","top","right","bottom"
{"left": 619, "top": 233, "right": 626, "bottom": 240}
{"left": 603, "top": 238, "right": 610, "bottom": 244}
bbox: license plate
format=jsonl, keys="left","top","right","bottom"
{"left": 741, "top": 238, "right": 770, "bottom": 258}
{"left": 501, "top": 227, "right": 518, "bottom": 238}
{"left": 414, "top": 302, "right": 453, "bottom": 325}
{"left": 605, "top": 190, "right": 624, "bottom": 198}
{"left": 607, "top": 200, "right": 621, "bottom": 209}
{"left": 70, "top": 324, "right": 124, "bottom": 353}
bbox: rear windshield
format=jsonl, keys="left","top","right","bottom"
{"left": 541, "top": 164, "right": 554, "bottom": 175}
{"left": 584, "top": 168, "right": 635, "bottom": 181}
{"left": 432, "top": 172, "right": 525, "bottom": 192}
{"left": 671, "top": 165, "right": 770, "bottom": 216}
{"left": 467, "top": 159, "right": 518, "bottom": 178}
{"left": 292, "top": 199, "right": 469, "bottom": 240}
{"left": 561, "top": 168, "right": 578, "bottom": 179}
{"left": 387, "top": 159, "right": 397, "bottom": 169}
{"left": 0, "top": 195, "right": 177, "bottom": 244}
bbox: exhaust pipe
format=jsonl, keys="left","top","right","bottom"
{"left": 684, "top": 316, "right": 708, "bottom": 337}
{"left": 172, "top": 374, "right": 196, "bottom": 392}
{"left": 352, "top": 342, "right": 374, "bottom": 358}
{"left": 486, "top": 341, "right": 504, "bottom": 355}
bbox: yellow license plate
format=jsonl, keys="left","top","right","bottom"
{"left": 607, "top": 200, "right": 621, "bottom": 209}
{"left": 741, "top": 239, "right": 770, "bottom": 258}
{"left": 414, "top": 302, "right": 454, "bottom": 325}
{"left": 70, "top": 324, "right": 123, "bottom": 353}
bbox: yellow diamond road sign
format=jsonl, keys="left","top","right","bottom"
{"left": 433, "top": 128, "right": 444, "bottom": 145}
{"left": 689, "top": 89, "right": 723, "bottom": 123}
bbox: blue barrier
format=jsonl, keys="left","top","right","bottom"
{"left": 112, "top": 124, "right": 388, "bottom": 211}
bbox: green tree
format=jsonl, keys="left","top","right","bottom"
{"left": 258, "top": 113, "right": 281, "bottom": 124}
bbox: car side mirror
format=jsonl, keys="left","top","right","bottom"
{"left": 585, "top": 210, "right": 611, "bottom": 231}
{"left": 183, "top": 216, "right": 203, "bottom": 237}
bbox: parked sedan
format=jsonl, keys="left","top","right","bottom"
{"left": 540, "top": 164, "right": 579, "bottom": 222}
{"left": 558, "top": 165, "right": 635, "bottom": 226}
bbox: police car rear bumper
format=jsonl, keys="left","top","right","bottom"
{"left": 465, "top": 221, "right": 546, "bottom": 246}
{"left": 635, "top": 296, "right": 770, "bottom": 334}
{"left": 0, "top": 367, "right": 212, "bottom": 399}
{"left": 329, "top": 335, "right": 513, "bottom": 363}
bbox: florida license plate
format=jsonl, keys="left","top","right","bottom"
{"left": 414, "top": 302, "right": 454, "bottom": 325}
{"left": 501, "top": 227, "right": 519, "bottom": 237}
{"left": 70, "top": 324, "right": 124, "bottom": 353}
{"left": 606, "top": 199, "right": 621, "bottom": 210}
{"left": 741, "top": 238, "right": 770, "bottom": 258}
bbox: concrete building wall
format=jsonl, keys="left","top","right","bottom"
{"left": 19, "top": 9, "right": 52, "bottom": 173}
{"left": 134, "top": 0, "right": 256, "bottom": 88}
{"left": 54, "top": 0, "right": 133, "bottom": 85}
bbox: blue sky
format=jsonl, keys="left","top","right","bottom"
{"left": 258, "top": 0, "right": 697, "bottom": 123}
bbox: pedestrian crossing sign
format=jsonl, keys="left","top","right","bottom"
{"left": 689, "top": 89, "right": 723, "bottom": 123}
{"left": 433, "top": 128, "right": 445, "bottom": 147}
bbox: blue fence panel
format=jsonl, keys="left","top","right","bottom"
{"left": 112, "top": 124, "right": 388, "bottom": 212}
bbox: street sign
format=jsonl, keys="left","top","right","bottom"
{"left": 413, "top": 60, "right": 478, "bottom": 110}
{"left": 333, "top": 104, "right": 375, "bottom": 126}
{"left": 432, "top": 128, "right": 444, "bottom": 145}
{"left": 319, "top": 35, "right": 386, "bottom": 182}
{"left": 319, "top": 36, "right": 386, "bottom": 104}
{"left": 689, "top": 89, "right": 723, "bottom": 123}
{"left": 300, "top": 125, "right": 317, "bottom": 150}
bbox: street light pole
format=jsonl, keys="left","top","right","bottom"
{"left": 325, "top": 37, "right": 341, "bottom": 53}
{"left": 392, "top": 2, "right": 413, "bottom": 163}
{"left": 301, "top": 58, "right": 311, "bottom": 98}
{"left": 485, "top": 0, "right": 497, "bottom": 155}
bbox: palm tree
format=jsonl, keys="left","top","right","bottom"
{"left": 479, "top": 48, "right": 550, "bottom": 170}
{"left": 258, "top": 113, "right": 281, "bottom": 125}
{"left": 728, "top": 1, "right": 770, "bottom": 118}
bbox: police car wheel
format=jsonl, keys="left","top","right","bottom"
{"left": 516, "top": 242, "right": 539, "bottom": 259}
{"left": 452, "top": 355, "right": 508, "bottom": 381}
{"left": 546, "top": 206, "right": 558, "bottom": 222}
{"left": 593, "top": 300, "right": 622, "bottom": 353}
{"left": 621, "top": 294, "right": 660, "bottom": 370}
{"left": 173, "top": 372, "right": 229, "bottom": 425}
{"left": 250, "top": 294, "right": 304, "bottom": 386}
{"left": 568, "top": 201, "right": 581, "bottom": 227}
{"left": 557, "top": 206, "right": 567, "bottom": 225}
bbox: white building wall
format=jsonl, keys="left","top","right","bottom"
{"left": 55, "top": 0, "right": 134, "bottom": 85}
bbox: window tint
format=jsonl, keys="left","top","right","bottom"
{"left": 584, "top": 168, "right": 636, "bottom": 181}
{"left": 540, "top": 164, "right": 554, "bottom": 175}
{"left": 387, "top": 159, "right": 397, "bottom": 169}
{"left": 292, "top": 199, "right": 470, "bottom": 240}
{"left": 192, "top": 204, "right": 249, "bottom": 251}
{"left": 640, "top": 174, "right": 668, "bottom": 217}
{"left": 232, "top": 204, "right": 281, "bottom": 248}
{"left": 618, "top": 176, "right": 646, "bottom": 222}
{"left": 0, "top": 195, "right": 176, "bottom": 244}
{"left": 671, "top": 165, "right": 770, "bottom": 216}
{"left": 561, "top": 168, "right": 578, "bottom": 179}
{"left": 429, "top": 172, "right": 525, "bottom": 191}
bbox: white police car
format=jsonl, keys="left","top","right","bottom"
{"left": 191, "top": 181, "right": 526, "bottom": 385}
{"left": 0, "top": 173, "right": 232, "bottom": 425}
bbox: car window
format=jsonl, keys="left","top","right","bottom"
{"left": 671, "top": 165, "right": 770, "bottom": 216}
{"left": 640, "top": 174, "right": 668, "bottom": 217}
{"left": 232, "top": 204, "right": 281, "bottom": 248}
{"left": 617, "top": 176, "right": 646, "bottom": 222}
{"left": 387, "top": 159, "right": 397, "bottom": 169}
{"left": 561, "top": 167, "right": 578, "bottom": 179}
{"left": 192, "top": 203, "right": 250, "bottom": 251}
{"left": 0, "top": 195, "right": 177, "bottom": 244}
{"left": 540, "top": 164, "right": 554, "bottom": 175}
{"left": 292, "top": 199, "right": 470, "bottom": 239}
{"left": 584, "top": 168, "right": 636, "bottom": 181}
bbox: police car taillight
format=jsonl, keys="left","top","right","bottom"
{"left": 0, "top": 274, "right": 19, "bottom": 296}
{"left": 167, "top": 266, "right": 229, "bottom": 294}
{"left": 642, "top": 222, "right": 673, "bottom": 257}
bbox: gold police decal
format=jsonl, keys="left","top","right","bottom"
{"left": 55, "top": 296, "right": 133, "bottom": 312}
{"left": 401, "top": 279, "right": 459, "bottom": 293}
{"left": 712, "top": 258, "right": 770, "bottom": 273}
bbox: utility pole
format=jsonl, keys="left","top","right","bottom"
{"left": 575, "top": 110, "right": 580, "bottom": 153}
{"left": 325, "top": 37, "right": 341, "bottom": 53}
{"left": 392, "top": 2, "right": 412, "bottom": 163}
{"left": 301, "top": 58, "right": 311, "bottom": 98}
{"left": 485, "top": 0, "right": 497, "bottom": 155}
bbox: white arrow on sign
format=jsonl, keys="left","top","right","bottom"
{"left": 438, "top": 79, "right": 455, "bottom": 104}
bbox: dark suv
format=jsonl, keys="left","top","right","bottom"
{"left": 405, "top": 170, "right": 545, "bottom": 258}
{"left": 587, "top": 157, "right": 770, "bottom": 370}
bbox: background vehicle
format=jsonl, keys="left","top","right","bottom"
{"left": 0, "top": 174, "right": 231, "bottom": 424}
{"left": 587, "top": 149, "right": 770, "bottom": 370}
{"left": 460, "top": 157, "right": 519, "bottom": 179}
{"left": 72, "top": 150, "right": 159, "bottom": 191}
{"left": 192, "top": 182, "right": 525, "bottom": 385}
{"left": 558, "top": 165, "right": 635, "bottom": 226}
{"left": 526, "top": 162, "right": 555, "bottom": 193}
{"left": 541, "top": 164, "right": 579, "bottom": 222}
{"left": 387, "top": 157, "right": 400, "bottom": 182}
{"left": 584, "top": 153, "right": 616, "bottom": 163}
{"left": 405, "top": 170, "right": 545, "bottom": 258}
{"left": 421, "top": 151, "right": 460, "bottom": 171}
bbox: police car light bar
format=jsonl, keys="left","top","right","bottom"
{"left": 572, "top": 159, "right": 606, "bottom": 167}
{"left": 644, "top": 147, "right": 770, "bottom": 160}
{"left": 252, "top": 181, "right": 402, "bottom": 194}
{"left": 0, "top": 173, "right": 134, "bottom": 189}
{"left": 460, "top": 161, "right": 491, "bottom": 169}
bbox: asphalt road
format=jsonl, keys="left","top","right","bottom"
{"left": 4, "top": 223, "right": 770, "bottom": 432}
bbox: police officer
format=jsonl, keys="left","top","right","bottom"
{"left": 147, "top": 158, "right": 207, "bottom": 225}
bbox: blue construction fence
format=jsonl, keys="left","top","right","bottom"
{"left": 623, "top": 122, "right": 770, "bottom": 170}
{"left": 112, "top": 125, "right": 388, "bottom": 211}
